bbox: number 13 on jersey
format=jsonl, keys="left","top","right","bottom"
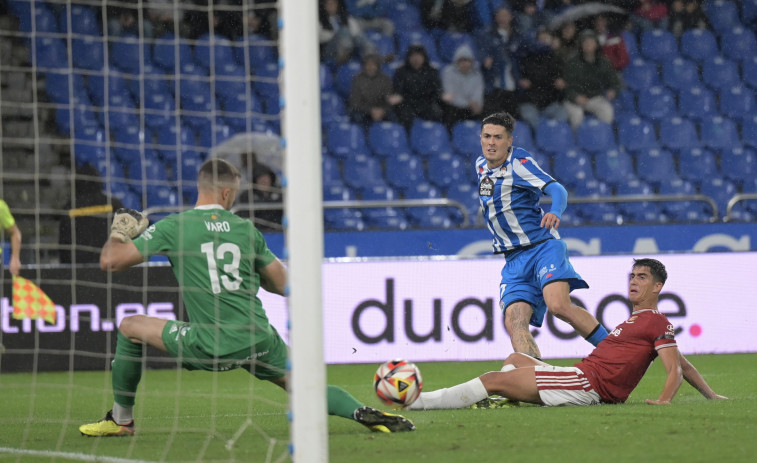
{"left": 201, "top": 241, "right": 242, "bottom": 293}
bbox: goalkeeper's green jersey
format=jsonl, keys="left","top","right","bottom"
{"left": 132, "top": 204, "right": 277, "bottom": 355}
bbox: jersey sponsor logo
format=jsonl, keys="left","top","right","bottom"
{"left": 626, "top": 315, "right": 638, "bottom": 323}
{"left": 479, "top": 177, "right": 494, "bottom": 197}
{"left": 141, "top": 225, "right": 156, "bottom": 240}
{"left": 205, "top": 221, "right": 231, "bottom": 232}
{"left": 610, "top": 327, "right": 623, "bottom": 337}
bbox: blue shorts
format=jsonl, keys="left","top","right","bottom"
{"left": 499, "top": 239, "right": 589, "bottom": 327}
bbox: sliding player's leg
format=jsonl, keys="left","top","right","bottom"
{"left": 80, "top": 316, "right": 169, "bottom": 437}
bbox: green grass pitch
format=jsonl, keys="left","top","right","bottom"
{"left": 0, "top": 353, "right": 754, "bottom": 462}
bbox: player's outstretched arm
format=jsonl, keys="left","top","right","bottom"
{"left": 678, "top": 352, "right": 728, "bottom": 400}
{"left": 100, "top": 238, "right": 144, "bottom": 272}
{"left": 646, "top": 346, "right": 683, "bottom": 405}
{"left": 260, "top": 258, "right": 287, "bottom": 296}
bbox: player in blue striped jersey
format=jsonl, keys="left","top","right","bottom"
{"left": 476, "top": 112, "right": 609, "bottom": 359}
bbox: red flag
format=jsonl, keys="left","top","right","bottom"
{"left": 12, "top": 275, "right": 57, "bottom": 324}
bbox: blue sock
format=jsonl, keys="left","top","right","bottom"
{"left": 585, "top": 324, "right": 609, "bottom": 346}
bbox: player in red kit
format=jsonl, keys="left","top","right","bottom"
{"left": 408, "top": 258, "right": 727, "bottom": 410}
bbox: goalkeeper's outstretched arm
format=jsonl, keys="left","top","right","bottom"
{"left": 100, "top": 239, "right": 144, "bottom": 272}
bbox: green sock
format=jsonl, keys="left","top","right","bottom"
{"left": 326, "top": 385, "right": 364, "bottom": 420}
{"left": 112, "top": 332, "right": 144, "bottom": 407}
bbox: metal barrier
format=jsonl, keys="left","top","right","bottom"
{"left": 725, "top": 193, "right": 757, "bottom": 221}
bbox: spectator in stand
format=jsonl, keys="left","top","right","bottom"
{"left": 552, "top": 20, "right": 579, "bottom": 67}
{"left": 59, "top": 164, "right": 124, "bottom": 265}
{"left": 392, "top": 45, "right": 444, "bottom": 128}
{"left": 593, "top": 14, "right": 630, "bottom": 71}
{"left": 421, "top": 0, "right": 478, "bottom": 33}
{"left": 344, "top": 0, "right": 394, "bottom": 37}
{"left": 510, "top": 0, "right": 547, "bottom": 37}
{"left": 668, "top": 0, "right": 710, "bottom": 38}
{"left": 562, "top": 29, "right": 621, "bottom": 129}
{"left": 318, "top": 0, "right": 372, "bottom": 65}
{"left": 476, "top": 5, "right": 523, "bottom": 117}
{"left": 441, "top": 45, "right": 485, "bottom": 127}
{"left": 631, "top": 0, "right": 669, "bottom": 32}
{"left": 348, "top": 53, "right": 397, "bottom": 128}
{"left": 517, "top": 27, "right": 568, "bottom": 130}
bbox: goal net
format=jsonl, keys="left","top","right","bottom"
{"left": 0, "top": 0, "right": 324, "bottom": 461}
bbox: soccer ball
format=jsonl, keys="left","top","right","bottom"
{"left": 373, "top": 359, "right": 423, "bottom": 408}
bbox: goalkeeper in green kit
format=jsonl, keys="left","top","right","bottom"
{"left": 80, "top": 158, "right": 414, "bottom": 436}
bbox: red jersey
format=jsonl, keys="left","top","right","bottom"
{"left": 576, "top": 309, "right": 677, "bottom": 404}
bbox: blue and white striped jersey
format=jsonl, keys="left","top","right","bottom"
{"left": 476, "top": 146, "right": 560, "bottom": 253}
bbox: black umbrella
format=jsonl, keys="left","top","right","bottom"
{"left": 548, "top": 2, "right": 628, "bottom": 31}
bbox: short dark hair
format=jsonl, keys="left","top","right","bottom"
{"left": 198, "top": 158, "right": 240, "bottom": 189}
{"left": 481, "top": 112, "right": 516, "bottom": 136}
{"left": 632, "top": 258, "right": 667, "bottom": 285}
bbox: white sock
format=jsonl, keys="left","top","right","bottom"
{"left": 112, "top": 403, "right": 134, "bottom": 425}
{"left": 408, "top": 378, "right": 488, "bottom": 410}
{"left": 500, "top": 364, "right": 516, "bottom": 372}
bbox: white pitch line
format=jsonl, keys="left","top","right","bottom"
{"left": 0, "top": 447, "right": 158, "bottom": 463}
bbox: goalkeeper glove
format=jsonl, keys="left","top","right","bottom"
{"left": 110, "top": 208, "right": 149, "bottom": 243}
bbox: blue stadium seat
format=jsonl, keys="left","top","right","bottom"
{"left": 146, "top": 185, "right": 182, "bottom": 210}
{"left": 742, "top": 56, "right": 757, "bottom": 91}
{"left": 194, "top": 33, "right": 236, "bottom": 72}
{"left": 635, "top": 148, "right": 676, "bottom": 187}
{"left": 56, "top": 104, "right": 100, "bottom": 136}
{"left": 680, "top": 28, "right": 718, "bottom": 63}
{"left": 622, "top": 58, "right": 659, "bottom": 92}
{"left": 408, "top": 209, "right": 454, "bottom": 229}
{"left": 617, "top": 116, "right": 657, "bottom": 153}
{"left": 741, "top": 115, "right": 757, "bottom": 150}
{"left": 719, "top": 86, "right": 756, "bottom": 122}
{"left": 45, "top": 71, "right": 88, "bottom": 105}
{"left": 659, "top": 117, "right": 699, "bottom": 152}
{"left": 576, "top": 118, "right": 616, "bottom": 154}
{"left": 87, "top": 67, "right": 131, "bottom": 107}
{"left": 657, "top": 178, "right": 699, "bottom": 219}
{"left": 326, "top": 122, "right": 370, "bottom": 159}
{"left": 143, "top": 90, "right": 177, "bottom": 131}
{"left": 699, "top": 116, "right": 740, "bottom": 152}
{"left": 621, "top": 30, "right": 639, "bottom": 59}
{"left": 640, "top": 29, "right": 679, "bottom": 63}
{"left": 535, "top": 118, "right": 575, "bottom": 156}
{"left": 665, "top": 202, "right": 713, "bottom": 223}
{"left": 342, "top": 153, "right": 385, "bottom": 191}
{"left": 385, "top": 152, "right": 426, "bottom": 192}
{"left": 512, "top": 121, "right": 537, "bottom": 153}
{"left": 111, "top": 34, "right": 150, "bottom": 75}
{"left": 612, "top": 89, "right": 637, "bottom": 119}
{"left": 451, "top": 120, "right": 481, "bottom": 156}
{"left": 58, "top": 3, "right": 99, "bottom": 36}
{"left": 698, "top": 176, "right": 739, "bottom": 219}
{"left": 637, "top": 85, "right": 676, "bottom": 122}
{"left": 178, "top": 64, "right": 211, "bottom": 105}
{"left": 362, "top": 207, "right": 410, "bottom": 230}
{"left": 196, "top": 119, "right": 235, "bottom": 149}
{"left": 369, "top": 121, "right": 411, "bottom": 158}
{"left": 322, "top": 152, "right": 342, "bottom": 185}
{"left": 235, "top": 33, "right": 277, "bottom": 71}
{"left": 745, "top": 0, "right": 757, "bottom": 24}
{"left": 123, "top": 150, "right": 167, "bottom": 186}
{"left": 661, "top": 57, "right": 701, "bottom": 92}
{"left": 33, "top": 37, "right": 70, "bottom": 69}
{"left": 619, "top": 201, "right": 665, "bottom": 224}
{"left": 323, "top": 180, "right": 356, "bottom": 201}
{"left": 73, "top": 127, "right": 108, "bottom": 167}
{"left": 72, "top": 36, "right": 105, "bottom": 71}
{"left": 720, "top": 26, "right": 757, "bottom": 63}
{"left": 320, "top": 63, "right": 334, "bottom": 91}
{"left": 176, "top": 149, "right": 203, "bottom": 186}
{"left": 410, "top": 119, "right": 453, "bottom": 158}
{"left": 20, "top": 4, "right": 58, "bottom": 35}
{"left": 364, "top": 30, "right": 396, "bottom": 61}
{"left": 445, "top": 182, "right": 481, "bottom": 222}
{"left": 677, "top": 86, "right": 718, "bottom": 122}
{"left": 427, "top": 151, "right": 465, "bottom": 190}
{"left": 156, "top": 124, "right": 197, "bottom": 163}
{"left": 112, "top": 124, "right": 147, "bottom": 154}
{"left": 182, "top": 94, "right": 216, "bottom": 131}
{"left": 701, "top": 56, "right": 740, "bottom": 92}
{"left": 335, "top": 60, "right": 362, "bottom": 99}
{"left": 214, "top": 65, "right": 249, "bottom": 106}
{"left": 223, "top": 93, "right": 266, "bottom": 133}
{"left": 324, "top": 208, "right": 366, "bottom": 231}
{"left": 720, "top": 147, "right": 757, "bottom": 187}
{"left": 552, "top": 149, "right": 594, "bottom": 190}
{"left": 102, "top": 94, "right": 139, "bottom": 128}
{"left": 593, "top": 149, "right": 635, "bottom": 187}
{"left": 573, "top": 202, "right": 620, "bottom": 225}
{"left": 110, "top": 184, "right": 142, "bottom": 210}
{"left": 320, "top": 91, "right": 348, "bottom": 129}
{"left": 152, "top": 33, "right": 196, "bottom": 71}
{"left": 703, "top": 0, "right": 741, "bottom": 32}
{"left": 677, "top": 148, "right": 719, "bottom": 187}
{"left": 438, "top": 31, "right": 478, "bottom": 63}
{"left": 388, "top": 1, "right": 423, "bottom": 32}
{"left": 396, "top": 29, "right": 440, "bottom": 63}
